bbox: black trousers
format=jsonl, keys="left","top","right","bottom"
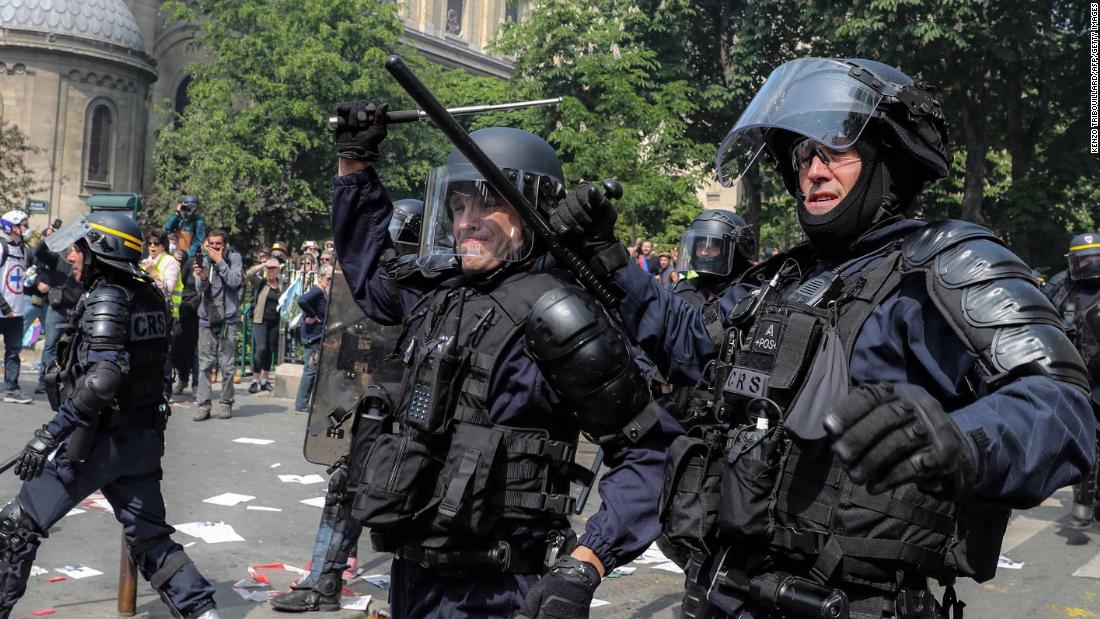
{"left": 252, "top": 317, "right": 280, "bottom": 373}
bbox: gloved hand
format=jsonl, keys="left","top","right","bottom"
{"left": 334, "top": 99, "right": 388, "bottom": 161}
{"left": 549, "top": 182, "right": 627, "bottom": 276}
{"left": 823, "top": 383, "right": 978, "bottom": 499}
{"left": 14, "top": 426, "right": 59, "bottom": 481}
{"left": 515, "top": 556, "right": 601, "bottom": 619}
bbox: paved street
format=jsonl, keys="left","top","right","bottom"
{"left": 0, "top": 371, "right": 1099, "bottom": 618}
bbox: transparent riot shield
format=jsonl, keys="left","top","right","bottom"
{"left": 302, "top": 266, "right": 403, "bottom": 466}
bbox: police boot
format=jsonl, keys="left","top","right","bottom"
{"left": 270, "top": 572, "right": 342, "bottom": 613}
{"left": 1071, "top": 502, "right": 1094, "bottom": 528}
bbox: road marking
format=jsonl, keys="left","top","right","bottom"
{"left": 1074, "top": 552, "right": 1100, "bottom": 579}
{"left": 1001, "top": 515, "right": 1052, "bottom": 554}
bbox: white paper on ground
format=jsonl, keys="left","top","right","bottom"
{"left": 63, "top": 508, "right": 85, "bottom": 517}
{"left": 270, "top": 463, "right": 282, "bottom": 468}
{"left": 611, "top": 566, "right": 637, "bottom": 576}
{"left": 283, "top": 564, "right": 309, "bottom": 577}
{"left": 233, "top": 578, "right": 269, "bottom": 589}
{"left": 652, "top": 561, "right": 685, "bottom": 574}
{"left": 364, "top": 574, "right": 391, "bottom": 588}
{"left": 232, "top": 587, "right": 277, "bottom": 603}
{"left": 998, "top": 555, "right": 1024, "bottom": 570}
{"left": 174, "top": 521, "right": 245, "bottom": 544}
{"left": 299, "top": 497, "right": 326, "bottom": 508}
{"left": 203, "top": 493, "right": 255, "bottom": 506}
{"left": 183, "top": 542, "right": 196, "bottom": 548}
{"left": 55, "top": 565, "right": 103, "bottom": 579}
{"left": 341, "top": 595, "right": 372, "bottom": 611}
{"left": 233, "top": 437, "right": 274, "bottom": 445}
{"left": 590, "top": 599, "right": 610, "bottom": 608}
{"left": 278, "top": 474, "right": 325, "bottom": 485}
{"left": 246, "top": 505, "right": 283, "bottom": 512}
{"left": 29, "top": 566, "right": 48, "bottom": 577}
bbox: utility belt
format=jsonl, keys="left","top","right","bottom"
{"left": 389, "top": 529, "right": 573, "bottom": 576}
{"left": 712, "top": 554, "right": 965, "bottom": 619}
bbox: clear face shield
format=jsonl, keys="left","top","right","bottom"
{"left": 420, "top": 166, "right": 548, "bottom": 269}
{"left": 44, "top": 216, "right": 94, "bottom": 255}
{"left": 715, "top": 58, "right": 887, "bottom": 187}
{"left": 388, "top": 211, "right": 420, "bottom": 256}
{"left": 677, "top": 232, "right": 733, "bottom": 277}
{"left": 1070, "top": 248, "right": 1100, "bottom": 281}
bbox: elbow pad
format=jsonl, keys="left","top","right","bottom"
{"left": 72, "top": 361, "right": 124, "bottom": 416}
{"left": 526, "top": 287, "right": 657, "bottom": 444}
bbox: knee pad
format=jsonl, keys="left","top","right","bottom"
{"left": 0, "top": 501, "right": 41, "bottom": 557}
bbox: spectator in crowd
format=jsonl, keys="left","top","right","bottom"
{"left": 293, "top": 264, "right": 332, "bottom": 413}
{"left": 32, "top": 221, "right": 81, "bottom": 395}
{"left": 633, "top": 239, "right": 659, "bottom": 272}
{"left": 301, "top": 240, "right": 320, "bottom": 260}
{"left": 318, "top": 249, "right": 335, "bottom": 269}
{"left": 167, "top": 231, "right": 180, "bottom": 256}
{"left": 163, "top": 195, "right": 206, "bottom": 258}
{"left": 173, "top": 247, "right": 201, "bottom": 395}
{"left": 323, "top": 239, "right": 335, "bottom": 253}
{"left": 656, "top": 253, "right": 677, "bottom": 290}
{"left": 246, "top": 249, "right": 271, "bottom": 279}
{"left": 0, "top": 210, "right": 31, "bottom": 404}
{"left": 248, "top": 258, "right": 282, "bottom": 394}
{"left": 193, "top": 230, "right": 243, "bottom": 421}
{"left": 142, "top": 230, "right": 183, "bottom": 400}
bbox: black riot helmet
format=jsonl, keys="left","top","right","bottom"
{"left": 676, "top": 209, "right": 755, "bottom": 277}
{"left": 389, "top": 199, "right": 423, "bottom": 256}
{"left": 45, "top": 211, "right": 145, "bottom": 279}
{"left": 1068, "top": 233, "right": 1100, "bottom": 281}
{"left": 420, "top": 127, "right": 565, "bottom": 266}
{"left": 716, "top": 58, "right": 950, "bottom": 254}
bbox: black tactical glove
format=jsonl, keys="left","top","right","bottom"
{"left": 823, "top": 383, "right": 978, "bottom": 500}
{"left": 334, "top": 99, "right": 388, "bottom": 161}
{"left": 550, "top": 182, "right": 627, "bottom": 277}
{"left": 14, "top": 426, "right": 59, "bottom": 481}
{"left": 515, "top": 556, "right": 601, "bottom": 619}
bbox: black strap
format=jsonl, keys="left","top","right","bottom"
{"left": 150, "top": 551, "right": 192, "bottom": 591}
{"left": 499, "top": 490, "right": 575, "bottom": 515}
{"left": 438, "top": 447, "right": 482, "bottom": 524}
{"left": 504, "top": 436, "right": 575, "bottom": 463}
{"left": 838, "top": 251, "right": 904, "bottom": 362}
{"left": 702, "top": 300, "right": 727, "bottom": 348}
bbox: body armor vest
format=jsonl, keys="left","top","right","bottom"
{"left": 353, "top": 268, "right": 591, "bottom": 550}
{"left": 661, "top": 221, "right": 1078, "bottom": 593}
{"left": 81, "top": 280, "right": 169, "bottom": 409}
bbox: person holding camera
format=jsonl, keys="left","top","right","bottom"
{"left": 193, "top": 230, "right": 243, "bottom": 421}
{"left": 163, "top": 195, "right": 207, "bottom": 259}
{"left": 31, "top": 220, "right": 82, "bottom": 396}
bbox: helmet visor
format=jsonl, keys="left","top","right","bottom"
{"left": 1070, "top": 245, "right": 1100, "bottom": 281}
{"left": 716, "top": 58, "right": 884, "bottom": 187}
{"left": 45, "top": 216, "right": 94, "bottom": 254}
{"left": 678, "top": 231, "right": 734, "bottom": 277}
{"left": 388, "top": 212, "right": 419, "bottom": 256}
{"left": 420, "top": 166, "right": 543, "bottom": 265}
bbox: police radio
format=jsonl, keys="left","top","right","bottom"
{"left": 785, "top": 270, "right": 843, "bottom": 307}
{"left": 406, "top": 335, "right": 461, "bottom": 432}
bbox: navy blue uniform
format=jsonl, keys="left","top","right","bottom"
{"left": 617, "top": 220, "right": 1095, "bottom": 509}
{"left": 614, "top": 220, "right": 1095, "bottom": 617}
{"left": 0, "top": 277, "right": 217, "bottom": 619}
{"left": 333, "top": 167, "right": 678, "bottom": 619}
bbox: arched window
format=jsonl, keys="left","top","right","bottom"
{"left": 86, "top": 103, "right": 113, "bottom": 184}
{"left": 174, "top": 75, "right": 193, "bottom": 116}
{"left": 446, "top": 0, "right": 463, "bottom": 35}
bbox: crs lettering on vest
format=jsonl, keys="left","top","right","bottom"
{"left": 723, "top": 367, "right": 769, "bottom": 398}
{"left": 131, "top": 311, "right": 167, "bottom": 341}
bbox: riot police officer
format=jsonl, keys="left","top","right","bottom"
{"left": 331, "top": 100, "right": 678, "bottom": 619}
{"left": 670, "top": 209, "right": 756, "bottom": 308}
{"left": 389, "top": 198, "right": 424, "bottom": 256}
{"left": 0, "top": 212, "right": 220, "bottom": 619}
{"left": 556, "top": 58, "right": 1096, "bottom": 618}
{"left": 1048, "top": 233, "right": 1100, "bottom": 528}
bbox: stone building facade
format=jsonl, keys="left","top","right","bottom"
{"left": 0, "top": 0, "right": 531, "bottom": 227}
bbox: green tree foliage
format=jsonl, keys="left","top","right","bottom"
{"left": 495, "top": 0, "right": 712, "bottom": 246}
{"left": 0, "top": 117, "right": 40, "bottom": 212}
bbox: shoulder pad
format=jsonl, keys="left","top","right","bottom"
{"left": 962, "top": 279, "right": 1062, "bottom": 328}
{"left": 901, "top": 220, "right": 999, "bottom": 267}
{"left": 82, "top": 284, "right": 133, "bottom": 349}
{"left": 930, "top": 239, "right": 1034, "bottom": 288}
{"left": 990, "top": 323, "right": 1089, "bottom": 391}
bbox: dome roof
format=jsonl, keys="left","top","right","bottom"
{"left": 0, "top": 0, "right": 145, "bottom": 52}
